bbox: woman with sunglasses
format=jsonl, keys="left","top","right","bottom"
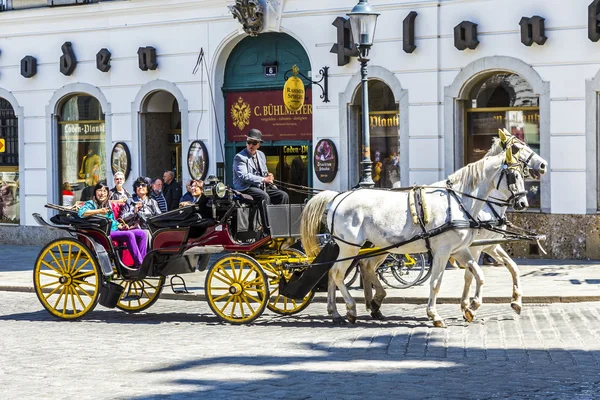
{"left": 120, "top": 177, "right": 162, "bottom": 230}
{"left": 78, "top": 182, "right": 147, "bottom": 268}
{"left": 232, "top": 128, "right": 288, "bottom": 234}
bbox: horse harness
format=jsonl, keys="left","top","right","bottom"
{"left": 321, "top": 160, "right": 528, "bottom": 265}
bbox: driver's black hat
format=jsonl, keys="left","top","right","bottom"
{"left": 246, "top": 129, "right": 263, "bottom": 142}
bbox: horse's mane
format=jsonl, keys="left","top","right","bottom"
{"left": 447, "top": 155, "right": 499, "bottom": 193}
{"left": 485, "top": 137, "right": 504, "bottom": 157}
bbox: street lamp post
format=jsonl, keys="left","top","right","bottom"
{"left": 348, "top": 0, "right": 379, "bottom": 188}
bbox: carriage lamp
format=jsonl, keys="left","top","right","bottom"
{"left": 205, "top": 181, "right": 228, "bottom": 198}
{"left": 348, "top": 0, "right": 379, "bottom": 187}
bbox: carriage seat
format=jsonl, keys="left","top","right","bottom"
{"left": 50, "top": 212, "right": 112, "bottom": 236}
{"left": 147, "top": 205, "right": 216, "bottom": 231}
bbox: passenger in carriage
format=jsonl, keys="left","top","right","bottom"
{"left": 233, "top": 128, "right": 288, "bottom": 234}
{"left": 178, "top": 179, "right": 212, "bottom": 219}
{"left": 78, "top": 182, "right": 147, "bottom": 267}
{"left": 179, "top": 180, "right": 194, "bottom": 204}
{"left": 120, "top": 177, "right": 162, "bottom": 230}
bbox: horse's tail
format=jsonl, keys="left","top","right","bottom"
{"left": 300, "top": 190, "right": 339, "bottom": 258}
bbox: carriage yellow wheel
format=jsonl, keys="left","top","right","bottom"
{"left": 33, "top": 238, "right": 101, "bottom": 319}
{"left": 113, "top": 276, "right": 165, "bottom": 312}
{"left": 205, "top": 254, "right": 269, "bottom": 324}
{"left": 262, "top": 249, "right": 314, "bottom": 315}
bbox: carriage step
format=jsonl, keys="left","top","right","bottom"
{"left": 170, "top": 275, "right": 190, "bottom": 294}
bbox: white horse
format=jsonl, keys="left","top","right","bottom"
{"left": 358, "top": 129, "right": 547, "bottom": 322}
{"left": 300, "top": 145, "right": 528, "bottom": 328}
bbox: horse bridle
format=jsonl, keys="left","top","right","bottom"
{"left": 494, "top": 161, "right": 528, "bottom": 207}
{"left": 501, "top": 136, "right": 536, "bottom": 178}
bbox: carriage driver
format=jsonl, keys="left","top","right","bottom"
{"left": 233, "top": 128, "right": 289, "bottom": 234}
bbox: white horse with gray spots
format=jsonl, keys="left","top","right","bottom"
{"left": 300, "top": 140, "right": 528, "bottom": 328}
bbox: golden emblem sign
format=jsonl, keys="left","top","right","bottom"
{"left": 231, "top": 97, "right": 251, "bottom": 130}
{"left": 283, "top": 65, "right": 305, "bottom": 112}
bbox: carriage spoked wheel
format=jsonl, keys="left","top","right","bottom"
{"left": 33, "top": 238, "right": 101, "bottom": 319}
{"left": 112, "top": 276, "right": 166, "bottom": 313}
{"left": 262, "top": 248, "right": 314, "bottom": 315}
{"left": 205, "top": 253, "right": 269, "bottom": 324}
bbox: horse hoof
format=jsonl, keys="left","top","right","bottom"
{"left": 464, "top": 308, "right": 475, "bottom": 323}
{"left": 433, "top": 320, "right": 447, "bottom": 328}
{"left": 371, "top": 310, "right": 385, "bottom": 320}
{"left": 347, "top": 313, "right": 357, "bottom": 324}
{"left": 470, "top": 300, "right": 481, "bottom": 311}
{"left": 511, "top": 302, "right": 522, "bottom": 315}
{"left": 333, "top": 316, "right": 347, "bottom": 325}
{"left": 370, "top": 299, "right": 381, "bottom": 313}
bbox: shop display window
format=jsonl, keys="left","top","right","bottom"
{"left": 57, "top": 95, "right": 106, "bottom": 204}
{"left": 466, "top": 73, "right": 541, "bottom": 208}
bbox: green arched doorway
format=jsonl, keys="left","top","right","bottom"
{"left": 223, "top": 32, "right": 312, "bottom": 204}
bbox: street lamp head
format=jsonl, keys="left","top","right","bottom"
{"left": 347, "top": 0, "right": 379, "bottom": 51}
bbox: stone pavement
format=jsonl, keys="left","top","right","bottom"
{"left": 1, "top": 291, "right": 599, "bottom": 399}
{"left": 2, "top": 244, "right": 600, "bottom": 304}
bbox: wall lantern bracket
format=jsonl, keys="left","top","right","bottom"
{"left": 284, "top": 66, "right": 330, "bottom": 103}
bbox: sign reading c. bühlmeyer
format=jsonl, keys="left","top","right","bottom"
{"left": 226, "top": 89, "right": 312, "bottom": 142}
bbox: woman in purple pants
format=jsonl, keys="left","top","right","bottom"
{"left": 78, "top": 182, "right": 147, "bottom": 267}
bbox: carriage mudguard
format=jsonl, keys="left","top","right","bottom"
{"left": 280, "top": 240, "right": 340, "bottom": 300}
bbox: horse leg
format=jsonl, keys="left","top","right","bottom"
{"left": 357, "top": 260, "right": 373, "bottom": 312}
{"left": 426, "top": 253, "right": 450, "bottom": 328}
{"left": 361, "top": 254, "right": 388, "bottom": 320}
{"left": 327, "top": 269, "right": 345, "bottom": 324}
{"left": 330, "top": 259, "right": 359, "bottom": 324}
{"left": 487, "top": 245, "right": 522, "bottom": 315}
{"left": 455, "top": 249, "right": 481, "bottom": 322}
{"left": 455, "top": 249, "right": 485, "bottom": 316}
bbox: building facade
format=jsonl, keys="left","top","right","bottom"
{"left": 0, "top": 0, "right": 598, "bottom": 258}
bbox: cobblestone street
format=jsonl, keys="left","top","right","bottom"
{"left": 1, "top": 291, "right": 599, "bottom": 399}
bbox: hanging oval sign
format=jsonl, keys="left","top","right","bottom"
{"left": 283, "top": 75, "right": 305, "bottom": 112}
{"left": 314, "top": 139, "right": 338, "bottom": 183}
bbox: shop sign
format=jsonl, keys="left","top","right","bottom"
{"left": 314, "top": 139, "right": 338, "bottom": 183}
{"left": 283, "top": 68, "right": 305, "bottom": 112}
{"left": 225, "top": 89, "right": 312, "bottom": 142}
{"left": 60, "top": 122, "right": 106, "bottom": 142}
{"left": 0, "top": 138, "right": 5, "bottom": 153}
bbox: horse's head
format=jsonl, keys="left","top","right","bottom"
{"left": 498, "top": 128, "right": 547, "bottom": 179}
{"left": 499, "top": 146, "right": 529, "bottom": 211}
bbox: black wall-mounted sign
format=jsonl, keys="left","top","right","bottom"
{"left": 188, "top": 140, "right": 209, "bottom": 180}
{"left": 59, "top": 42, "right": 77, "bottom": 76}
{"left": 520, "top": 16, "right": 547, "bottom": 46}
{"left": 111, "top": 142, "right": 131, "bottom": 180}
{"left": 264, "top": 64, "right": 278, "bottom": 77}
{"left": 590, "top": 0, "right": 600, "bottom": 42}
{"left": 137, "top": 46, "right": 158, "bottom": 71}
{"left": 21, "top": 56, "right": 37, "bottom": 78}
{"left": 454, "top": 21, "right": 479, "bottom": 50}
{"left": 403, "top": 11, "right": 418, "bottom": 53}
{"left": 314, "top": 139, "right": 338, "bottom": 183}
{"left": 330, "top": 17, "right": 359, "bottom": 66}
{"left": 96, "top": 48, "right": 111, "bottom": 72}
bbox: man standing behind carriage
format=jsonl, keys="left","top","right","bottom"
{"left": 233, "top": 128, "right": 288, "bottom": 234}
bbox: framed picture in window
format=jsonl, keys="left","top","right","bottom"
{"left": 187, "top": 140, "right": 209, "bottom": 180}
{"left": 110, "top": 142, "right": 131, "bottom": 180}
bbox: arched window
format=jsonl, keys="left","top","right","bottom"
{"left": 466, "top": 73, "right": 540, "bottom": 207}
{"left": 57, "top": 94, "right": 106, "bottom": 204}
{"left": 0, "top": 98, "right": 19, "bottom": 224}
{"left": 353, "top": 80, "right": 400, "bottom": 188}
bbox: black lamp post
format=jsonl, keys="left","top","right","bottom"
{"left": 348, "top": 0, "right": 379, "bottom": 188}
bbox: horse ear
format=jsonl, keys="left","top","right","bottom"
{"left": 506, "top": 146, "right": 515, "bottom": 164}
{"left": 498, "top": 129, "right": 508, "bottom": 144}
